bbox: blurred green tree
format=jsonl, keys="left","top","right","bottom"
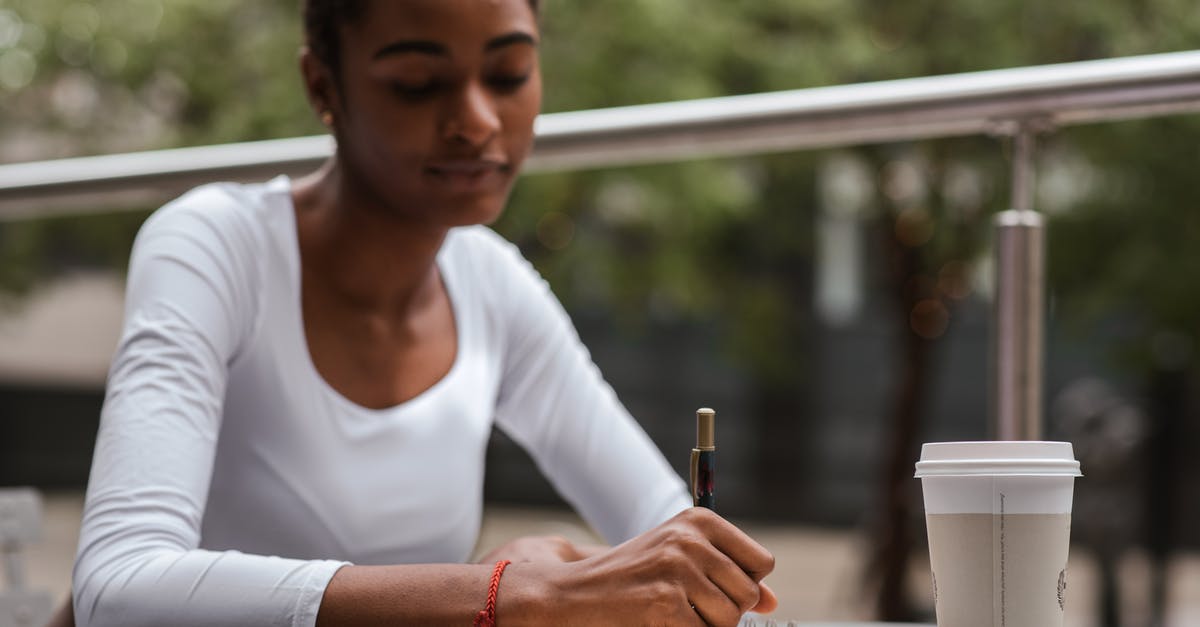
{"left": 2, "top": 0, "right": 1199, "bottom": 622}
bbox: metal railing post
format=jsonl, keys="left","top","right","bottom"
{"left": 0, "top": 488, "right": 52, "bottom": 626}
{"left": 992, "top": 125, "right": 1046, "bottom": 441}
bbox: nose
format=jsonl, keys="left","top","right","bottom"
{"left": 441, "top": 80, "right": 500, "bottom": 147}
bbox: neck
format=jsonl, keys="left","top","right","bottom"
{"left": 292, "top": 159, "right": 449, "bottom": 314}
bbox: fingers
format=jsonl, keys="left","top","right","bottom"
{"left": 571, "top": 543, "right": 609, "bottom": 561}
{"left": 543, "top": 535, "right": 581, "bottom": 561}
{"left": 693, "top": 580, "right": 777, "bottom": 627}
{"left": 671, "top": 508, "right": 778, "bottom": 624}
{"left": 477, "top": 535, "right": 590, "bottom": 564}
{"left": 680, "top": 508, "right": 776, "bottom": 581}
{"left": 702, "top": 547, "right": 763, "bottom": 615}
{"left": 567, "top": 509, "right": 776, "bottom": 625}
{"left": 752, "top": 581, "right": 778, "bottom": 614}
{"left": 658, "top": 510, "right": 773, "bottom": 623}
{"left": 686, "top": 576, "right": 746, "bottom": 627}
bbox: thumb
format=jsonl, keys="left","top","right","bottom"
{"left": 752, "top": 581, "right": 779, "bottom": 614}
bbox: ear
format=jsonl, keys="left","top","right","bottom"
{"left": 299, "top": 46, "right": 339, "bottom": 121}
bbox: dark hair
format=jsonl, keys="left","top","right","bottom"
{"left": 303, "top": 0, "right": 540, "bottom": 84}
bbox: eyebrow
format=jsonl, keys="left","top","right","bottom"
{"left": 372, "top": 31, "right": 537, "bottom": 60}
{"left": 485, "top": 32, "right": 537, "bottom": 51}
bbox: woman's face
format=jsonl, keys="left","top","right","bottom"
{"left": 324, "top": 0, "right": 541, "bottom": 226}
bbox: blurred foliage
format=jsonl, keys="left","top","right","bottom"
{"left": 1, "top": 0, "right": 1199, "bottom": 379}
{"left": 0, "top": 210, "right": 148, "bottom": 301}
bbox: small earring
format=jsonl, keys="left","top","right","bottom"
{"left": 320, "top": 110, "right": 334, "bottom": 126}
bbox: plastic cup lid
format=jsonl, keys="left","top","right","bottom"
{"left": 914, "top": 441, "right": 1082, "bottom": 477}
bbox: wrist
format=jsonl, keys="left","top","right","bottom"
{"left": 474, "top": 560, "right": 512, "bottom": 627}
{"left": 493, "top": 562, "right": 568, "bottom": 627}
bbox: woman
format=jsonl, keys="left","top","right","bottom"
{"left": 71, "top": 1, "right": 777, "bottom": 625}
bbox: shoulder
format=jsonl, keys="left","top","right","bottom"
{"left": 129, "top": 180, "right": 291, "bottom": 288}
{"left": 124, "top": 179, "right": 286, "bottom": 325}
{"left": 441, "top": 225, "right": 561, "bottom": 324}
{"left": 135, "top": 180, "right": 278, "bottom": 251}
{"left": 444, "top": 224, "right": 523, "bottom": 260}
{"left": 119, "top": 180, "right": 292, "bottom": 359}
{"left": 442, "top": 225, "right": 570, "bottom": 339}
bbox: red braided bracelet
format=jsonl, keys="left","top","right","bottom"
{"left": 474, "top": 559, "right": 512, "bottom": 627}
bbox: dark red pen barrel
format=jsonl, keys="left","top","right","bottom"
{"left": 694, "top": 449, "right": 715, "bottom": 510}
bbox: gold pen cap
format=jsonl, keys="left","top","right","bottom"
{"left": 695, "top": 407, "right": 715, "bottom": 450}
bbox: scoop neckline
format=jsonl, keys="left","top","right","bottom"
{"left": 269, "top": 175, "right": 465, "bottom": 417}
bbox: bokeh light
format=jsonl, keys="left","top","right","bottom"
{"left": 910, "top": 298, "right": 949, "bottom": 339}
{"left": 536, "top": 211, "right": 575, "bottom": 251}
{"left": 894, "top": 206, "right": 935, "bottom": 247}
{"left": 0, "top": 48, "right": 36, "bottom": 90}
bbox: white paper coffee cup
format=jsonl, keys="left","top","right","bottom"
{"left": 915, "top": 441, "right": 1082, "bottom": 627}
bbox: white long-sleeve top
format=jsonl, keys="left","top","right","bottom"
{"left": 73, "top": 176, "right": 691, "bottom": 627}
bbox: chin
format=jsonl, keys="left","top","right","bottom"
{"left": 439, "top": 195, "right": 509, "bottom": 227}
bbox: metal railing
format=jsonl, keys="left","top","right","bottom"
{"left": 4, "top": 49, "right": 1200, "bottom": 438}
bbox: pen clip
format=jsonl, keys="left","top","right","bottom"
{"left": 689, "top": 449, "right": 699, "bottom": 505}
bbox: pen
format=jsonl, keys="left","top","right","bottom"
{"left": 690, "top": 407, "right": 715, "bottom": 509}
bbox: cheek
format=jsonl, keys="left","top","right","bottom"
{"left": 348, "top": 102, "right": 434, "bottom": 166}
{"left": 503, "top": 81, "right": 542, "bottom": 154}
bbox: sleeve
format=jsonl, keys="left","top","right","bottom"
{"left": 484, "top": 231, "right": 691, "bottom": 545}
{"left": 72, "top": 191, "right": 346, "bottom": 627}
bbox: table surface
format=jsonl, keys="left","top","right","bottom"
{"left": 739, "top": 614, "right": 926, "bottom": 619}
{"left": 734, "top": 614, "right": 931, "bottom": 619}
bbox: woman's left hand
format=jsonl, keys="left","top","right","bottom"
{"left": 476, "top": 535, "right": 607, "bottom": 564}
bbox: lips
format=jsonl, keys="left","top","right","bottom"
{"left": 426, "top": 159, "right": 510, "bottom": 176}
{"left": 424, "top": 159, "right": 510, "bottom": 192}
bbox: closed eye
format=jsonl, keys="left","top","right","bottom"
{"left": 488, "top": 74, "right": 530, "bottom": 92}
{"left": 391, "top": 81, "right": 442, "bottom": 100}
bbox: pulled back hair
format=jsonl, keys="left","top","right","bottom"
{"left": 303, "top": 0, "right": 366, "bottom": 85}
{"left": 303, "top": 0, "right": 540, "bottom": 83}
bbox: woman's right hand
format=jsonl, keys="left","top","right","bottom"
{"left": 530, "top": 507, "right": 776, "bottom": 626}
